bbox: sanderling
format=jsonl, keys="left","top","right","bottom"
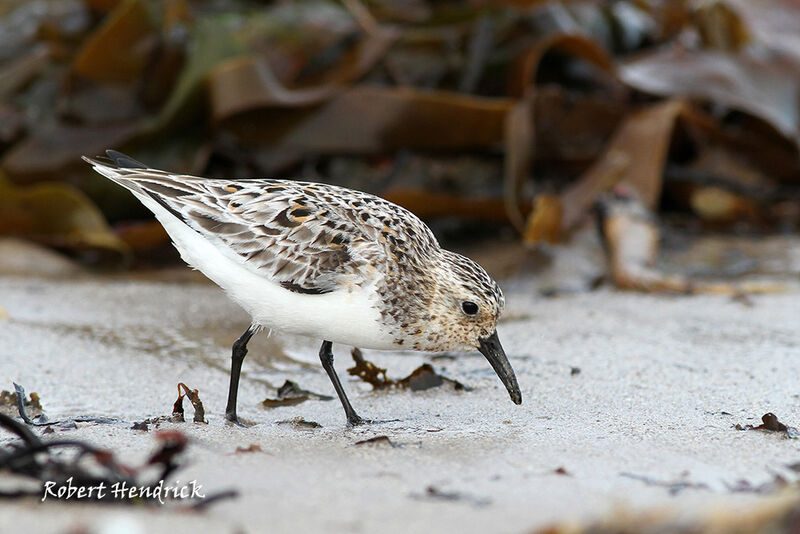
{"left": 84, "top": 150, "right": 521, "bottom": 425}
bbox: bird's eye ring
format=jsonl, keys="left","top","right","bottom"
{"left": 461, "top": 301, "right": 479, "bottom": 316}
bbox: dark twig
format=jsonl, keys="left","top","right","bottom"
{"left": 0, "top": 412, "right": 40, "bottom": 446}
{"left": 13, "top": 382, "right": 47, "bottom": 425}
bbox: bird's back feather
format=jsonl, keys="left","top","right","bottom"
{"left": 83, "top": 152, "right": 439, "bottom": 297}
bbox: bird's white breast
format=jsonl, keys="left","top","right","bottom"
{"left": 135, "top": 192, "right": 397, "bottom": 350}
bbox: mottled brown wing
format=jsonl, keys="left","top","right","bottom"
{"left": 89, "top": 164, "right": 395, "bottom": 294}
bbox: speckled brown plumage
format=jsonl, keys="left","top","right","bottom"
{"left": 87, "top": 162, "right": 504, "bottom": 350}
{"left": 85, "top": 150, "right": 522, "bottom": 423}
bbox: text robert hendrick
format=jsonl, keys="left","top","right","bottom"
{"left": 42, "top": 477, "right": 205, "bottom": 504}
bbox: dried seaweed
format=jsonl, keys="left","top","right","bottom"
{"left": 348, "top": 347, "right": 393, "bottom": 389}
{"left": 735, "top": 413, "right": 799, "bottom": 439}
{"left": 0, "top": 0, "right": 798, "bottom": 272}
{"left": 398, "top": 364, "right": 467, "bottom": 392}
{"left": 594, "top": 188, "right": 789, "bottom": 294}
{"left": 275, "top": 417, "right": 322, "bottom": 429}
{"left": 261, "top": 380, "right": 333, "bottom": 409}
{"left": 10, "top": 383, "right": 121, "bottom": 427}
{"left": 0, "top": 413, "right": 235, "bottom": 507}
{"left": 138, "top": 382, "right": 206, "bottom": 426}
{"left": 177, "top": 382, "right": 206, "bottom": 424}
{"left": 0, "top": 387, "right": 41, "bottom": 418}
{"left": 348, "top": 348, "right": 469, "bottom": 393}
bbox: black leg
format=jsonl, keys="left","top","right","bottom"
{"left": 319, "top": 341, "right": 363, "bottom": 425}
{"left": 226, "top": 325, "right": 257, "bottom": 424}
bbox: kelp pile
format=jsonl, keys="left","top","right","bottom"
{"left": 0, "top": 0, "right": 798, "bottom": 277}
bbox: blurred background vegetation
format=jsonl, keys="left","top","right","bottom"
{"left": 0, "top": 0, "right": 798, "bottom": 289}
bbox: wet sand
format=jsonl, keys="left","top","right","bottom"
{"left": 1, "top": 274, "right": 799, "bottom": 533}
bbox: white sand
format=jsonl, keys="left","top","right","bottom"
{"left": 1, "top": 274, "right": 799, "bottom": 533}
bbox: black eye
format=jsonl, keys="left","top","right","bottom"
{"left": 461, "top": 301, "right": 479, "bottom": 315}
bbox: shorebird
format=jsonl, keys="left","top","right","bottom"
{"left": 84, "top": 150, "right": 522, "bottom": 425}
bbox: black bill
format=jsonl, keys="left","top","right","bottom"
{"left": 478, "top": 331, "right": 522, "bottom": 405}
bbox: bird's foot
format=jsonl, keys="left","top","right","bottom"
{"left": 347, "top": 414, "right": 366, "bottom": 427}
{"left": 225, "top": 413, "right": 251, "bottom": 427}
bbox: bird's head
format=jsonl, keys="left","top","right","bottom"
{"left": 420, "top": 250, "right": 522, "bottom": 405}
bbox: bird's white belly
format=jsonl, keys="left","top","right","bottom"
{"left": 139, "top": 192, "right": 397, "bottom": 350}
